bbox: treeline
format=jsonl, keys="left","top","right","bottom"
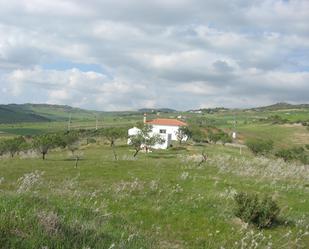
{"left": 184, "top": 117, "right": 232, "bottom": 145}
{"left": 0, "top": 127, "right": 129, "bottom": 161}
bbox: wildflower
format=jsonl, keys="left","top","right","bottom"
{"left": 17, "top": 170, "right": 44, "bottom": 193}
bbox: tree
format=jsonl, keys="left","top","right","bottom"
{"left": 189, "top": 126, "right": 206, "bottom": 143}
{"left": 3, "top": 137, "right": 27, "bottom": 158}
{"left": 220, "top": 132, "right": 232, "bottom": 145}
{"left": 208, "top": 130, "right": 232, "bottom": 145}
{"left": 207, "top": 131, "right": 220, "bottom": 144}
{"left": 197, "top": 151, "right": 208, "bottom": 166}
{"left": 176, "top": 126, "right": 190, "bottom": 144}
{"left": 68, "top": 142, "right": 82, "bottom": 168}
{"left": 128, "top": 125, "right": 164, "bottom": 158}
{"left": 32, "top": 133, "right": 64, "bottom": 160}
{"left": 63, "top": 132, "right": 82, "bottom": 167}
{"left": 63, "top": 131, "right": 79, "bottom": 147}
{"left": 100, "top": 127, "right": 126, "bottom": 160}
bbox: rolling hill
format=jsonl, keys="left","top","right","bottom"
{"left": 252, "top": 102, "right": 309, "bottom": 111}
{"left": 1, "top": 102, "right": 308, "bottom": 124}
{"left": 138, "top": 108, "right": 177, "bottom": 113}
{"left": 0, "top": 104, "right": 103, "bottom": 124}
{"left": 0, "top": 105, "right": 50, "bottom": 123}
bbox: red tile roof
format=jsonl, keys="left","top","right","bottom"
{"left": 146, "top": 118, "right": 187, "bottom": 126}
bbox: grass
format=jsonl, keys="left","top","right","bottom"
{"left": 0, "top": 142, "right": 308, "bottom": 248}
{"left": 236, "top": 123, "right": 309, "bottom": 147}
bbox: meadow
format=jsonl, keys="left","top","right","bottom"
{"left": 0, "top": 141, "right": 308, "bottom": 249}
{"left": 0, "top": 106, "right": 309, "bottom": 248}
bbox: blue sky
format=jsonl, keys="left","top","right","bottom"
{"left": 0, "top": 0, "right": 308, "bottom": 111}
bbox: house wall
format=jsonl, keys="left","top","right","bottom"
{"left": 127, "top": 124, "right": 186, "bottom": 150}
{"left": 151, "top": 124, "right": 185, "bottom": 141}
{"left": 127, "top": 127, "right": 140, "bottom": 144}
{"left": 150, "top": 133, "right": 171, "bottom": 149}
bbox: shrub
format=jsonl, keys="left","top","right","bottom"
{"left": 268, "top": 115, "right": 288, "bottom": 124}
{"left": 87, "top": 138, "right": 96, "bottom": 144}
{"left": 219, "top": 131, "right": 232, "bottom": 145}
{"left": 234, "top": 192, "right": 280, "bottom": 228}
{"left": 0, "top": 140, "right": 6, "bottom": 156}
{"left": 245, "top": 138, "right": 273, "bottom": 155}
{"left": 189, "top": 126, "right": 207, "bottom": 143}
{"left": 275, "top": 148, "right": 294, "bottom": 162}
{"left": 275, "top": 146, "right": 309, "bottom": 164}
{"left": 207, "top": 130, "right": 232, "bottom": 144}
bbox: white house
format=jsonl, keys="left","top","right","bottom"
{"left": 128, "top": 118, "right": 188, "bottom": 149}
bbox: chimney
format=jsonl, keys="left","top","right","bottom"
{"left": 143, "top": 113, "right": 147, "bottom": 124}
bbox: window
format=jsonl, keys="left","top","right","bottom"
{"left": 159, "top": 129, "right": 166, "bottom": 134}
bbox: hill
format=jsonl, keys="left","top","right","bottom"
{"left": 0, "top": 104, "right": 103, "bottom": 124}
{"left": 138, "top": 108, "right": 177, "bottom": 113}
{"left": 0, "top": 105, "right": 50, "bottom": 123}
{"left": 252, "top": 102, "right": 309, "bottom": 111}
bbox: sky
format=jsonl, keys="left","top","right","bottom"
{"left": 0, "top": 0, "right": 308, "bottom": 111}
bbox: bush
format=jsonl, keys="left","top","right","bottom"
{"left": 87, "top": 138, "right": 96, "bottom": 144}
{"left": 207, "top": 130, "right": 232, "bottom": 144}
{"left": 268, "top": 115, "right": 288, "bottom": 124}
{"left": 275, "top": 146, "right": 309, "bottom": 164}
{"left": 275, "top": 148, "right": 294, "bottom": 162}
{"left": 0, "top": 140, "right": 6, "bottom": 156}
{"left": 245, "top": 138, "right": 273, "bottom": 155}
{"left": 234, "top": 192, "right": 280, "bottom": 228}
{"left": 189, "top": 126, "right": 207, "bottom": 143}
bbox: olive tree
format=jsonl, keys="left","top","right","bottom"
{"left": 129, "top": 125, "right": 164, "bottom": 158}
{"left": 208, "top": 130, "right": 232, "bottom": 145}
{"left": 190, "top": 126, "right": 207, "bottom": 143}
{"left": 32, "top": 133, "right": 65, "bottom": 160}
{"left": 102, "top": 127, "right": 127, "bottom": 160}
{"left": 3, "top": 137, "right": 27, "bottom": 158}
{"left": 63, "top": 131, "right": 82, "bottom": 167}
{"left": 176, "top": 126, "right": 191, "bottom": 144}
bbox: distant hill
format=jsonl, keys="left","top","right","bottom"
{"left": 187, "top": 107, "right": 229, "bottom": 114}
{"left": 0, "top": 105, "right": 50, "bottom": 123}
{"left": 1, "top": 102, "right": 308, "bottom": 124}
{"left": 0, "top": 104, "right": 103, "bottom": 124}
{"left": 252, "top": 102, "right": 309, "bottom": 111}
{"left": 138, "top": 108, "right": 177, "bottom": 113}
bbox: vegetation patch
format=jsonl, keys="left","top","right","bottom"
{"left": 234, "top": 192, "right": 280, "bottom": 228}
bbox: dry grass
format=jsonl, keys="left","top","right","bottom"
{"left": 37, "top": 211, "right": 60, "bottom": 235}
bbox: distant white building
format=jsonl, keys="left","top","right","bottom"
{"left": 128, "top": 118, "right": 188, "bottom": 149}
{"left": 232, "top": 131, "right": 237, "bottom": 139}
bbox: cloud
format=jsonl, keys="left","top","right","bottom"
{"left": 2, "top": 67, "right": 153, "bottom": 110}
{"left": 0, "top": 0, "right": 308, "bottom": 110}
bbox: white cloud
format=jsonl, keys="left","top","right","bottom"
{"left": 0, "top": 0, "right": 308, "bottom": 110}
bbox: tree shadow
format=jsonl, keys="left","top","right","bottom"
{"left": 62, "top": 158, "right": 87, "bottom": 162}
{"left": 46, "top": 158, "right": 87, "bottom": 162}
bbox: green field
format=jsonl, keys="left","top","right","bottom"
{"left": 0, "top": 142, "right": 308, "bottom": 248}
{"left": 0, "top": 104, "right": 309, "bottom": 248}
